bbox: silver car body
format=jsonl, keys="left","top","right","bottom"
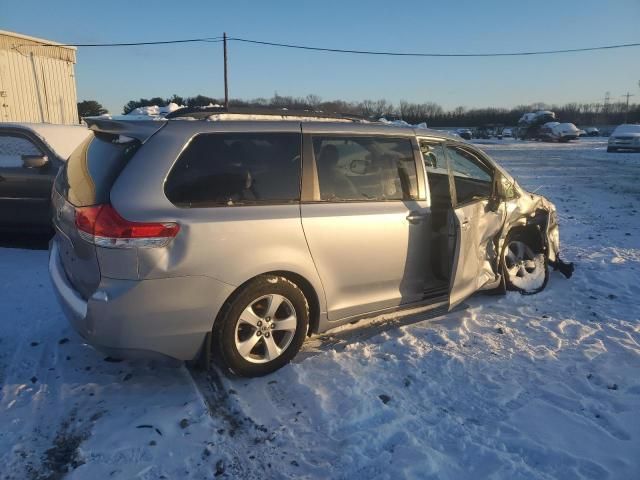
{"left": 608, "top": 124, "right": 640, "bottom": 151}
{"left": 49, "top": 117, "right": 569, "bottom": 361}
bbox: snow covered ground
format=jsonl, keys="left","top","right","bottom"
{"left": 1, "top": 138, "right": 638, "bottom": 479}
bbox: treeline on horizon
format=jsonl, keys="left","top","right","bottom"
{"left": 122, "top": 93, "right": 640, "bottom": 127}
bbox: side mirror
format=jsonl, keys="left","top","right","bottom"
{"left": 487, "top": 195, "right": 501, "bottom": 212}
{"left": 22, "top": 155, "right": 49, "bottom": 169}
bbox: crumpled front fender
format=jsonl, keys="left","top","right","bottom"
{"left": 501, "top": 189, "right": 574, "bottom": 279}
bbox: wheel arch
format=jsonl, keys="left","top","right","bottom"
{"left": 214, "top": 270, "right": 322, "bottom": 337}
{"left": 503, "top": 224, "right": 545, "bottom": 254}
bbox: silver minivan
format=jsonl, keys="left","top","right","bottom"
{"left": 49, "top": 108, "right": 573, "bottom": 376}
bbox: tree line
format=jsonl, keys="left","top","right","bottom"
{"left": 80, "top": 94, "right": 640, "bottom": 127}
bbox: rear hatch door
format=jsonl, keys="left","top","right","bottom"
{"left": 51, "top": 119, "right": 165, "bottom": 299}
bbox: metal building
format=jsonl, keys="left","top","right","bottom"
{"left": 0, "top": 30, "right": 78, "bottom": 124}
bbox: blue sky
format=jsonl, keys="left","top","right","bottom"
{"left": 4, "top": 0, "right": 640, "bottom": 114}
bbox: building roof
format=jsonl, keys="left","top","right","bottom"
{"left": 0, "top": 30, "right": 76, "bottom": 63}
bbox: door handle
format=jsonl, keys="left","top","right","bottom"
{"left": 461, "top": 219, "right": 471, "bottom": 230}
{"left": 406, "top": 212, "right": 427, "bottom": 224}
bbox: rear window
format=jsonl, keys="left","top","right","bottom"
{"left": 164, "top": 133, "right": 301, "bottom": 207}
{"left": 55, "top": 133, "right": 140, "bottom": 206}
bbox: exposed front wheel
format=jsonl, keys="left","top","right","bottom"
{"left": 502, "top": 234, "right": 548, "bottom": 295}
{"left": 215, "top": 275, "right": 309, "bottom": 377}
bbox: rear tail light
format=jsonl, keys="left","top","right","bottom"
{"left": 75, "top": 204, "right": 179, "bottom": 248}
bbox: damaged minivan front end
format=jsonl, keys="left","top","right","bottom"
{"left": 494, "top": 179, "right": 574, "bottom": 294}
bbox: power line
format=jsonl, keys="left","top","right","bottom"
{"left": 10, "top": 34, "right": 640, "bottom": 57}
{"left": 228, "top": 37, "right": 640, "bottom": 57}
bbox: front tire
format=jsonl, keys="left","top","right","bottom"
{"left": 502, "top": 232, "right": 549, "bottom": 295}
{"left": 214, "top": 275, "right": 309, "bottom": 377}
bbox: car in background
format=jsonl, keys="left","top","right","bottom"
{"left": 607, "top": 124, "right": 640, "bottom": 152}
{"left": 0, "top": 123, "right": 90, "bottom": 231}
{"left": 49, "top": 108, "right": 573, "bottom": 377}
{"left": 456, "top": 128, "right": 473, "bottom": 140}
{"left": 539, "top": 122, "right": 581, "bottom": 142}
{"left": 502, "top": 128, "right": 513, "bottom": 138}
{"left": 584, "top": 127, "right": 600, "bottom": 137}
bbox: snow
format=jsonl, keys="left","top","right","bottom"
{"left": 95, "top": 103, "right": 188, "bottom": 122}
{"left": 1, "top": 138, "right": 639, "bottom": 478}
{"left": 127, "top": 102, "right": 184, "bottom": 117}
{"left": 379, "top": 118, "right": 428, "bottom": 129}
{"left": 206, "top": 113, "right": 356, "bottom": 122}
{"left": 507, "top": 253, "right": 546, "bottom": 292}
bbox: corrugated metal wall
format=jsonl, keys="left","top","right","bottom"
{"left": 0, "top": 32, "right": 79, "bottom": 124}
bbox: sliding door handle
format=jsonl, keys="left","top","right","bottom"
{"left": 406, "top": 211, "right": 427, "bottom": 224}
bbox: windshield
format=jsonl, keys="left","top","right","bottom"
{"left": 613, "top": 125, "right": 640, "bottom": 135}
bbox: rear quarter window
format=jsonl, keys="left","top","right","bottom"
{"left": 55, "top": 133, "right": 141, "bottom": 207}
{"left": 164, "top": 133, "right": 301, "bottom": 207}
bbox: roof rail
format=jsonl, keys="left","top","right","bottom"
{"left": 164, "top": 105, "right": 371, "bottom": 122}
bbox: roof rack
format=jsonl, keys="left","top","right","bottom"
{"left": 164, "top": 105, "right": 371, "bottom": 122}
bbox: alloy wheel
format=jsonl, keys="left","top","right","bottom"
{"left": 234, "top": 294, "right": 298, "bottom": 364}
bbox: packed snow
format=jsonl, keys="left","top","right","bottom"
{"left": 0, "top": 138, "right": 639, "bottom": 479}
{"left": 127, "top": 102, "right": 185, "bottom": 117}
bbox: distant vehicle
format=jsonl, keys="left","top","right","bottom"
{"left": 584, "top": 127, "right": 600, "bottom": 137}
{"left": 517, "top": 111, "right": 556, "bottom": 140}
{"left": 474, "top": 125, "right": 502, "bottom": 139}
{"left": 539, "top": 122, "right": 581, "bottom": 142}
{"left": 576, "top": 129, "right": 587, "bottom": 137}
{"left": 0, "top": 123, "right": 90, "bottom": 231}
{"left": 456, "top": 128, "right": 473, "bottom": 140}
{"left": 502, "top": 128, "right": 513, "bottom": 138}
{"left": 607, "top": 124, "right": 640, "bottom": 152}
{"left": 474, "top": 127, "right": 491, "bottom": 139}
{"left": 49, "top": 108, "right": 572, "bottom": 376}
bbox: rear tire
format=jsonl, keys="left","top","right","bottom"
{"left": 502, "top": 231, "right": 549, "bottom": 295}
{"left": 214, "top": 275, "right": 309, "bottom": 377}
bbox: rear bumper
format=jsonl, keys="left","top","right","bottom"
{"left": 49, "top": 241, "right": 236, "bottom": 361}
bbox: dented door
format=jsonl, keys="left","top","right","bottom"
{"left": 444, "top": 143, "right": 505, "bottom": 308}
{"left": 449, "top": 200, "right": 504, "bottom": 308}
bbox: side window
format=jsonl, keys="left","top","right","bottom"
{"left": 420, "top": 140, "right": 451, "bottom": 206}
{"left": 445, "top": 145, "right": 493, "bottom": 204}
{"left": 164, "top": 133, "right": 301, "bottom": 207}
{"left": 420, "top": 141, "right": 448, "bottom": 174}
{"left": 0, "top": 134, "right": 42, "bottom": 168}
{"left": 312, "top": 136, "right": 417, "bottom": 201}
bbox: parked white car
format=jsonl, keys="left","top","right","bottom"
{"left": 540, "top": 122, "right": 580, "bottom": 142}
{"left": 607, "top": 124, "right": 640, "bottom": 152}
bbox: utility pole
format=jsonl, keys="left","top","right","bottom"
{"left": 621, "top": 92, "right": 634, "bottom": 123}
{"left": 223, "top": 32, "right": 229, "bottom": 110}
